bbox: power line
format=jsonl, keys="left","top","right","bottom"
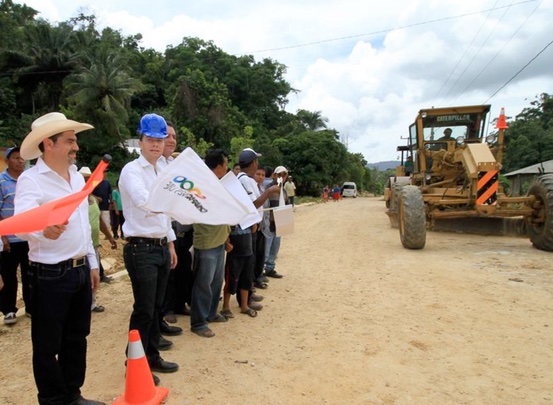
{"left": 443, "top": 0, "right": 514, "bottom": 101}
{"left": 239, "top": 0, "right": 538, "bottom": 55}
{"left": 0, "top": 70, "right": 74, "bottom": 77}
{"left": 456, "top": 0, "right": 541, "bottom": 102}
{"left": 483, "top": 37, "right": 553, "bottom": 104}
{"left": 431, "top": 0, "right": 500, "bottom": 104}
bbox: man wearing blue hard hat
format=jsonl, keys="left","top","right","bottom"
{"left": 119, "top": 113, "right": 179, "bottom": 386}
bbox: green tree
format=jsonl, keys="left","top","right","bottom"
{"left": 4, "top": 20, "right": 78, "bottom": 113}
{"left": 296, "top": 109, "right": 329, "bottom": 131}
{"left": 171, "top": 68, "right": 236, "bottom": 147}
{"left": 0, "top": 0, "right": 38, "bottom": 50}
{"left": 273, "top": 129, "right": 348, "bottom": 196}
{"left": 503, "top": 93, "right": 553, "bottom": 172}
{"left": 64, "top": 46, "right": 141, "bottom": 169}
{"left": 181, "top": 126, "right": 213, "bottom": 157}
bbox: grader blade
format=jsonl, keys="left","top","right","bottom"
{"left": 432, "top": 217, "right": 526, "bottom": 237}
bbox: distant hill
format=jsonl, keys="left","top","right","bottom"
{"left": 367, "top": 161, "right": 399, "bottom": 171}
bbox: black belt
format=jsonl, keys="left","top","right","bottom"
{"left": 30, "top": 256, "right": 87, "bottom": 270}
{"left": 126, "top": 237, "right": 168, "bottom": 246}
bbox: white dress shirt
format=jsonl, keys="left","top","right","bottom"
{"left": 120, "top": 155, "right": 176, "bottom": 241}
{"left": 156, "top": 155, "right": 173, "bottom": 171}
{"left": 14, "top": 157, "right": 98, "bottom": 268}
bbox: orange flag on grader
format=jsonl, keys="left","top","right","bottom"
{"left": 495, "top": 107, "right": 509, "bottom": 130}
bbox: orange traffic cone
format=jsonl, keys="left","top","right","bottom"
{"left": 113, "top": 330, "right": 169, "bottom": 405}
{"left": 495, "top": 107, "right": 509, "bottom": 129}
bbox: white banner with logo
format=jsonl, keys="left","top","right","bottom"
{"left": 220, "top": 171, "right": 262, "bottom": 229}
{"left": 145, "top": 147, "right": 251, "bottom": 225}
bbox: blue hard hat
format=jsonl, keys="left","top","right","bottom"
{"left": 138, "top": 113, "right": 168, "bottom": 138}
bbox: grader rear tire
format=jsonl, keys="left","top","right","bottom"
{"left": 398, "top": 186, "right": 426, "bottom": 249}
{"left": 527, "top": 174, "right": 553, "bottom": 251}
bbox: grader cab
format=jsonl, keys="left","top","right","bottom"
{"left": 386, "top": 105, "right": 553, "bottom": 251}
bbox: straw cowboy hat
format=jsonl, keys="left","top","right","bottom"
{"left": 78, "top": 166, "right": 92, "bottom": 177}
{"left": 20, "top": 112, "right": 94, "bottom": 160}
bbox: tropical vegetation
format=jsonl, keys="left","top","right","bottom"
{"left": 0, "top": 1, "right": 551, "bottom": 196}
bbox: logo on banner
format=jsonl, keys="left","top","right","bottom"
{"left": 172, "top": 176, "right": 206, "bottom": 199}
{"left": 162, "top": 175, "right": 208, "bottom": 213}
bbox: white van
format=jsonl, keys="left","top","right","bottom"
{"left": 342, "top": 182, "right": 357, "bottom": 198}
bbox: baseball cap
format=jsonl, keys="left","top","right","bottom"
{"left": 274, "top": 165, "right": 288, "bottom": 174}
{"left": 5, "top": 147, "right": 20, "bottom": 159}
{"left": 238, "top": 148, "right": 262, "bottom": 165}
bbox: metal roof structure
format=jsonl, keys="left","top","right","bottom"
{"left": 504, "top": 160, "right": 553, "bottom": 177}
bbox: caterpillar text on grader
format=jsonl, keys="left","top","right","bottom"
{"left": 385, "top": 104, "right": 553, "bottom": 251}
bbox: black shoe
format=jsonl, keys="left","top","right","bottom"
{"left": 164, "top": 311, "right": 177, "bottom": 323}
{"left": 160, "top": 320, "right": 183, "bottom": 336}
{"left": 149, "top": 358, "right": 179, "bottom": 373}
{"left": 158, "top": 335, "right": 173, "bottom": 351}
{"left": 68, "top": 397, "right": 106, "bottom": 405}
{"left": 265, "top": 270, "right": 284, "bottom": 279}
{"left": 175, "top": 304, "right": 191, "bottom": 316}
{"left": 100, "top": 275, "right": 113, "bottom": 283}
{"left": 152, "top": 373, "right": 160, "bottom": 386}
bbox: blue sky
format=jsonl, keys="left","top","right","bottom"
{"left": 15, "top": 0, "right": 553, "bottom": 163}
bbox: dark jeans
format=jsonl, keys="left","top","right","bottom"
{"left": 124, "top": 242, "right": 171, "bottom": 364}
{"left": 162, "top": 229, "right": 194, "bottom": 315}
{"left": 29, "top": 261, "right": 92, "bottom": 405}
{"left": 1, "top": 241, "right": 30, "bottom": 314}
{"left": 253, "top": 231, "right": 265, "bottom": 282}
{"left": 111, "top": 211, "right": 125, "bottom": 238}
{"left": 98, "top": 251, "right": 105, "bottom": 279}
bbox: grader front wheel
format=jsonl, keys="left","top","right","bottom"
{"left": 398, "top": 186, "right": 426, "bottom": 249}
{"left": 527, "top": 174, "right": 553, "bottom": 251}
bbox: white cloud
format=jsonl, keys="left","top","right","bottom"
{"left": 13, "top": 0, "right": 553, "bottom": 163}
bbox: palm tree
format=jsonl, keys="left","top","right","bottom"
{"left": 3, "top": 21, "right": 78, "bottom": 113}
{"left": 65, "top": 46, "right": 141, "bottom": 160}
{"left": 296, "top": 109, "right": 329, "bottom": 131}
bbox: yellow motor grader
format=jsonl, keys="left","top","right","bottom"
{"left": 386, "top": 104, "right": 553, "bottom": 251}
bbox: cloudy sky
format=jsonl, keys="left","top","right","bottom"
{"left": 15, "top": 0, "right": 553, "bottom": 163}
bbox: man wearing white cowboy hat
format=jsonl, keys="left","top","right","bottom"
{"left": 14, "top": 112, "right": 104, "bottom": 405}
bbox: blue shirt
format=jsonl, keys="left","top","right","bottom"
{"left": 0, "top": 170, "right": 23, "bottom": 243}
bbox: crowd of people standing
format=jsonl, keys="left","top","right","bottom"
{"left": 0, "top": 111, "right": 295, "bottom": 404}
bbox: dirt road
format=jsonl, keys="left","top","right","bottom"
{"left": 1, "top": 197, "right": 552, "bottom": 404}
